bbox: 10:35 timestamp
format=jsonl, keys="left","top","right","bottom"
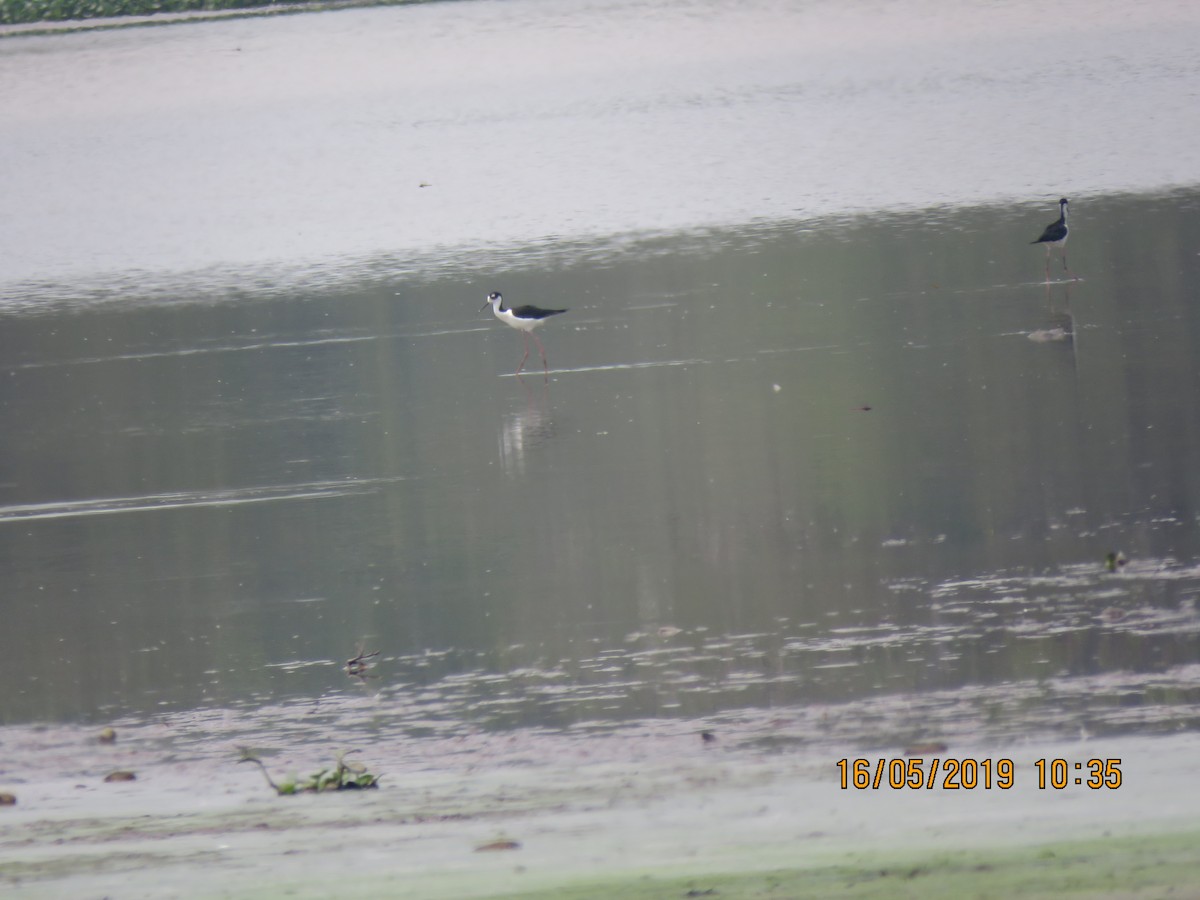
{"left": 1035, "top": 757, "right": 1122, "bottom": 789}
{"left": 835, "top": 757, "right": 1123, "bottom": 790}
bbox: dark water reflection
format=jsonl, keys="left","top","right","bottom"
{"left": 2, "top": 191, "right": 1200, "bottom": 748}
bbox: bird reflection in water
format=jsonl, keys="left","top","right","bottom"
{"left": 1028, "top": 278, "right": 1076, "bottom": 357}
{"left": 499, "top": 377, "right": 559, "bottom": 477}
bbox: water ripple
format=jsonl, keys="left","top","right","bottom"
{"left": 0, "top": 476, "right": 406, "bottom": 523}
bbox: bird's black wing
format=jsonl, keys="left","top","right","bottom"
{"left": 512, "top": 305, "right": 568, "bottom": 319}
{"left": 1032, "top": 221, "right": 1067, "bottom": 244}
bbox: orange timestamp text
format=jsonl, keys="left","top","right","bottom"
{"left": 836, "top": 757, "right": 1123, "bottom": 790}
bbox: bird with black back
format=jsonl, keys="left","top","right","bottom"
{"left": 1031, "top": 197, "right": 1076, "bottom": 281}
{"left": 481, "top": 291, "right": 568, "bottom": 375}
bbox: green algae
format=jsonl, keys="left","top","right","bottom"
{"left": 486, "top": 830, "right": 1200, "bottom": 900}
{"left": 0, "top": 0, "right": 332, "bottom": 26}
{"left": 237, "top": 749, "right": 381, "bottom": 795}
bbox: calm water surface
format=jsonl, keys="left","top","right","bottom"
{"left": 1, "top": 1, "right": 1199, "bottom": 758}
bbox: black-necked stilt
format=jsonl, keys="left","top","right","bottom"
{"left": 481, "top": 291, "right": 567, "bottom": 375}
{"left": 1031, "top": 197, "right": 1074, "bottom": 280}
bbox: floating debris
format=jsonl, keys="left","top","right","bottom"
{"left": 104, "top": 770, "right": 136, "bottom": 782}
{"left": 1105, "top": 551, "right": 1128, "bottom": 572}
{"left": 0, "top": 793, "right": 15, "bottom": 806}
{"left": 238, "top": 749, "right": 380, "bottom": 795}
{"left": 346, "top": 648, "right": 381, "bottom": 681}
{"left": 475, "top": 838, "right": 521, "bottom": 852}
{"left": 98, "top": 727, "right": 117, "bottom": 744}
{"left": 700, "top": 731, "right": 717, "bottom": 744}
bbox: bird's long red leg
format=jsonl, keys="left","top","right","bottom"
{"left": 533, "top": 333, "right": 549, "bottom": 373}
{"left": 1062, "top": 248, "right": 1077, "bottom": 281}
{"left": 516, "top": 333, "right": 530, "bottom": 375}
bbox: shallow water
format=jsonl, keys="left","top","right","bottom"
{"left": 1, "top": 0, "right": 1200, "bottom": 757}
{"left": 3, "top": 193, "right": 1199, "bottom": 747}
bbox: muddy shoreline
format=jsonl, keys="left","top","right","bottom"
{"left": 3, "top": 725, "right": 1198, "bottom": 897}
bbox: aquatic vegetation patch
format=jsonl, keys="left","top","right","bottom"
{"left": 238, "top": 748, "right": 380, "bottom": 795}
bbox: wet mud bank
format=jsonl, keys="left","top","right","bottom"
{"left": 2, "top": 726, "right": 1198, "bottom": 897}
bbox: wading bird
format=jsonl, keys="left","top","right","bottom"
{"left": 481, "top": 291, "right": 567, "bottom": 375}
{"left": 1031, "top": 197, "right": 1075, "bottom": 281}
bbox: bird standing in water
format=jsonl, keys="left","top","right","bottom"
{"left": 1031, "top": 197, "right": 1075, "bottom": 281}
{"left": 481, "top": 291, "right": 568, "bottom": 375}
